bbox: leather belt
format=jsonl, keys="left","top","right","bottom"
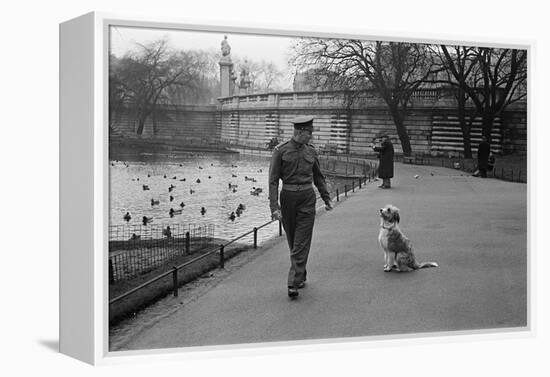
{"left": 282, "top": 183, "right": 313, "bottom": 191}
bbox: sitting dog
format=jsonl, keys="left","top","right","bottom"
{"left": 378, "top": 204, "right": 438, "bottom": 272}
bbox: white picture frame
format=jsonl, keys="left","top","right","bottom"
{"left": 60, "top": 11, "right": 533, "bottom": 365}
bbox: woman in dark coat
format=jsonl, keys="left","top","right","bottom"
{"left": 373, "top": 134, "right": 394, "bottom": 188}
{"left": 476, "top": 136, "right": 491, "bottom": 178}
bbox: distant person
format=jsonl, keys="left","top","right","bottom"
{"left": 476, "top": 136, "right": 491, "bottom": 178}
{"left": 269, "top": 116, "right": 333, "bottom": 299}
{"left": 267, "top": 137, "right": 279, "bottom": 150}
{"left": 372, "top": 133, "right": 394, "bottom": 189}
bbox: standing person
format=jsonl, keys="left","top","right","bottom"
{"left": 476, "top": 136, "right": 491, "bottom": 178}
{"left": 372, "top": 133, "right": 394, "bottom": 189}
{"left": 269, "top": 116, "right": 334, "bottom": 299}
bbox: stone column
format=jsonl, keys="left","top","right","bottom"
{"left": 219, "top": 61, "right": 233, "bottom": 98}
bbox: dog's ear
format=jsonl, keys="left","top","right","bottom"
{"left": 392, "top": 208, "right": 400, "bottom": 223}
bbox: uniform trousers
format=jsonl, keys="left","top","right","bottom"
{"left": 280, "top": 188, "right": 316, "bottom": 288}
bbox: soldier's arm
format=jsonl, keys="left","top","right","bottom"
{"left": 268, "top": 147, "right": 282, "bottom": 214}
{"left": 312, "top": 151, "right": 331, "bottom": 205}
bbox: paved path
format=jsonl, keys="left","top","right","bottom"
{"left": 112, "top": 162, "right": 527, "bottom": 351}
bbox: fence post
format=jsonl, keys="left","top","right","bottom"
{"left": 279, "top": 220, "right": 282, "bottom": 236}
{"left": 253, "top": 227, "right": 258, "bottom": 249}
{"left": 352, "top": 180, "right": 355, "bottom": 192}
{"left": 345, "top": 185, "right": 348, "bottom": 197}
{"left": 185, "top": 231, "right": 190, "bottom": 254}
{"left": 359, "top": 177, "right": 362, "bottom": 189}
{"left": 336, "top": 188, "right": 339, "bottom": 202}
{"left": 108, "top": 259, "right": 114, "bottom": 284}
{"left": 219, "top": 244, "right": 225, "bottom": 269}
{"left": 172, "top": 266, "right": 178, "bottom": 297}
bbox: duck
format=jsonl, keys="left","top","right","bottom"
{"left": 231, "top": 174, "right": 237, "bottom": 178}
{"left": 198, "top": 166, "right": 203, "bottom": 170}
{"left": 151, "top": 198, "right": 160, "bottom": 206}
{"left": 169, "top": 208, "right": 182, "bottom": 217}
{"left": 162, "top": 226, "right": 172, "bottom": 238}
{"left": 232, "top": 188, "right": 237, "bottom": 193}
{"left": 163, "top": 175, "right": 167, "bottom": 178}
{"left": 147, "top": 174, "right": 151, "bottom": 178}
{"left": 179, "top": 178, "right": 186, "bottom": 182}
{"left": 129, "top": 233, "right": 141, "bottom": 241}
{"left": 142, "top": 216, "right": 153, "bottom": 225}
{"left": 123, "top": 212, "right": 131, "bottom": 222}
{"left": 168, "top": 184, "right": 176, "bottom": 192}
{"left": 208, "top": 176, "right": 212, "bottom": 179}
{"left": 169, "top": 195, "right": 174, "bottom": 202}
{"left": 189, "top": 189, "right": 195, "bottom": 194}
{"left": 173, "top": 176, "right": 177, "bottom": 179}
{"left": 229, "top": 212, "right": 236, "bottom": 221}
{"left": 200, "top": 207, "right": 206, "bottom": 215}
{"left": 179, "top": 201, "right": 185, "bottom": 208}
{"left": 142, "top": 185, "right": 150, "bottom": 191}
{"left": 237, "top": 203, "right": 246, "bottom": 211}
{"left": 250, "top": 187, "right": 263, "bottom": 196}
{"left": 196, "top": 178, "right": 201, "bottom": 183}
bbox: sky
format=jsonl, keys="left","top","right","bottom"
{"left": 110, "top": 25, "right": 298, "bottom": 89}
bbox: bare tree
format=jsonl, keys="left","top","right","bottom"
{"left": 429, "top": 45, "right": 481, "bottom": 157}
{"left": 441, "top": 46, "right": 527, "bottom": 144}
{"left": 292, "top": 39, "right": 440, "bottom": 155}
{"left": 255, "top": 61, "right": 284, "bottom": 92}
{"left": 112, "top": 40, "right": 207, "bottom": 136}
{"left": 108, "top": 53, "right": 130, "bottom": 136}
{"left": 164, "top": 49, "right": 220, "bottom": 105}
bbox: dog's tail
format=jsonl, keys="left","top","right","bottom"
{"left": 417, "top": 261, "right": 438, "bottom": 269}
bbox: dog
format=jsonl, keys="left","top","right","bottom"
{"left": 378, "top": 204, "right": 438, "bottom": 272}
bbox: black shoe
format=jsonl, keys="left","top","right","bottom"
{"left": 288, "top": 287, "right": 299, "bottom": 298}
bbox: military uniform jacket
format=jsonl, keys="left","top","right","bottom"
{"left": 269, "top": 138, "right": 331, "bottom": 213}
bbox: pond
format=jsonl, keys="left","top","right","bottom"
{"left": 109, "top": 151, "right": 353, "bottom": 243}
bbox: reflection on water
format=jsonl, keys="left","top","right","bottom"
{"left": 110, "top": 151, "right": 349, "bottom": 243}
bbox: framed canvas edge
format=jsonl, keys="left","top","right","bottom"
{"left": 79, "top": 11, "right": 535, "bottom": 365}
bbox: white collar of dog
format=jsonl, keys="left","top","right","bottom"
{"left": 382, "top": 224, "right": 396, "bottom": 230}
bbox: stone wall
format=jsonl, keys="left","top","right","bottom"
{"left": 110, "top": 90, "right": 527, "bottom": 157}
{"left": 218, "top": 89, "right": 527, "bottom": 156}
{"left": 111, "top": 104, "right": 219, "bottom": 142}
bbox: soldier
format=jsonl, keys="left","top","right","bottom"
{"left": 269, "top": 116, "right": 334, "bottom": 299}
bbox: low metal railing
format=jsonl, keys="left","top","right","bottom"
{"left": 398, "top": 154, "right": 526, "bottom": 183}
{"left": 108, "top": 224, "right": 214, "bottom": 282}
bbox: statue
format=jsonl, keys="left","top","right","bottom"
{"left": 221, "top": 35, "right": 231, "bottom": 57}
{"left": 239, "top": 59, "right": 250, "bottom": 88}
